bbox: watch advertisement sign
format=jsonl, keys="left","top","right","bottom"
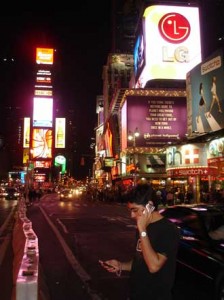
{"left": 186, "top": 48, "right": 224, "bottom": 136}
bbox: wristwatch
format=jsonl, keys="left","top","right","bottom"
{"left": 140, "top": 231, "right": 147, "bottom": 237}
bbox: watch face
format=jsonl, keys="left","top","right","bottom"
{"left": 141, "top": 231, "right": 147, "bottom": 237}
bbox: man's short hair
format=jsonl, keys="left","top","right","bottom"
{"left": 127, "top": 183, "right": 157, "bottom": 208}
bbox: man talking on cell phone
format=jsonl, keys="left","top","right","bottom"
{"left": 99, "top": 183, "right": 180, "bottom": 300}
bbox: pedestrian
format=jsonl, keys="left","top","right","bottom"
{"left": 99, "top": 183, "right": 180, "bottom": 300}
{"left": 207, "top": 75, "right": 222, "bottom": 117}
{"left": 197, "top": 82, "right": 207, "bottom": 123}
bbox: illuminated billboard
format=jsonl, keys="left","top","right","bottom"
{"left": 166, "top": 144, "right": 218, "bottom": 177}
{"left": 55, "top": 118, "right": 66, "bottom": 148}
{"left": 33, "top": 97, "right": 53, "bottom": 128}
{"left": 31, "top": 128, "right": 52, "bottom": 159}
{"left": 135, "top": 5, "right": 201, "bottom": 87}
{"left": 36, "top": 76, "right": 51, "bottom": 84}
{"left": 23, "top": 149, "right": 30, "bottom": 164}
{"left": 23, "top": 117, "right": 30, "bottom": 148}
{"left": 36, "top": 48, "right": 54, "bottom": 65}
{"left": 121, "top": 89, "right": 187, "bottom": 148}
{"left": 186, "top": 48, "right": 224, "bottom": 136}
{"left": 34, "top": 89, "right": 53, "bottom": 97}
{"left": 134, "top": 33, "right": 145, "bottom": 79}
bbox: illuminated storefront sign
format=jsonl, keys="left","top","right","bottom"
{"left": 166, "top": 144, "right": 207, "bottom": 167}
{"left": 166, "top": 143, "right": 219, "bottom": 177}
{"left": 134, "top": 5, "right": 201, "bottom": 87}
{"left": 207, "top": 138, "right": 224, "bottom": 158}
{"left": 167, "top": 166, "right": 218, "bottom": 177}
{"left": 207, "top": 138, "right": 224, "bottom": 175}
{"left": 36, "top": 48, "right": 54, "bottom": 65}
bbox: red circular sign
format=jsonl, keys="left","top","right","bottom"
{"left": 158, "top": 12, "right": 190, "bottom": 44}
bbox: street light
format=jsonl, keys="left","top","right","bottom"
{"left": 128, "top": 127, "right": 140, "bottom": 146}
{"left": 128, "top": 127, "right": 140, "bottom": 186}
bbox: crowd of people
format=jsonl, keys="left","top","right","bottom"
{"left": 24, "top": 187, "right": 43, "bottom": 205}
{"left": 92, "top": 183, "right": 224, "bottom": 206}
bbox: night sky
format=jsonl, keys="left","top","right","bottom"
{"left": 0, "top": 5, "right": 112, "bottom": 178}
{"left": 0, "top": 1, "right": 224, "bottom": 179}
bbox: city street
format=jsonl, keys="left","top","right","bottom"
{"left": 25, "top": 193, "right": 213, "bottom": 300}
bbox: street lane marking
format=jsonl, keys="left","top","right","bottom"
{"left": 39, "top": 206, "right": 102, "bottom": 300}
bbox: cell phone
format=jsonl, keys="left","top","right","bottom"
{"left": 143, "top": 203, "right": 155, "bottom": 214}
{"left": 99, "top": 260, "right": 113, "bottom": 268}
{"left": 103, "top": 262, "right": 113, "bottom": 268}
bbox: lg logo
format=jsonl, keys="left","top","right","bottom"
{"left": 158, "top": 12, "right": 191, "bottom": 43}
{"left": 158, "top": 12, "right": 191, "bottom": 63}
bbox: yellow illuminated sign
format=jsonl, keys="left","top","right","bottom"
{"left": 36, "top": 48, "right": 54, "bottom": 65}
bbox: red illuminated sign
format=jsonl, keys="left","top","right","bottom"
{"left": 167, "top": 167, "right": 218, "bottom": 177}
{"left": 158, "top": 13, "right": 190, "bottom": 43}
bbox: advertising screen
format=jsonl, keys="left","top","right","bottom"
{"left": 134, "top": 33, "right": 145, "bottom": 80}
{"left": 121, "top": 100, "right": 128, "bottom": 151}
{"left": 186, "top": 48, "right": 224, "bottom": 136}
{"left": 31, "top": 128, "right": 52, "bottom": 159}
{"left": 124, "top": 94, "right": 187, "bottom": 147}
{"left": 55, "top": 118, "right": 66, "bottom": 148}
{"left": 36, "top": 76, "right": 52, "bottom": 83}
{"left": 135, "top": 5, "right": 201, "bottom": 87}
{"left": 34, "top": 89, "right": 53, "bottom": 97}
{"left": 23, "top": 117, "right": 30, "bottom": 148}
{"left": 33, "top": 97, "right": 53, "bottom": 128}
{"left": 36, "top": 48, "right": 54, "bottom": 65}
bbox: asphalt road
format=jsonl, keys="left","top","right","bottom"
{"left": 25, "top": 193, "right": 214, "bottom": 300}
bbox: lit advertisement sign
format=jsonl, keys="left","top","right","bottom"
{"left": 34, "top": 89, "right": 53, "bottom": 96}
{"left": 55, "top": 155, "right": 66, "bottom": 173}
{"left": 33, "top": 97, "right": 53, "bottom": 128}
{"left": 207, "top": 138, "right": 224, "bottom": 176}
{"left": 23, "top": 117, "right": 30, "bottom": 148}
{"left": 135, "top": 5, "right": 201, "bottom": 87}
{"left": 166, "top": 144, "right": 218, "bottom": 177}
{"left": 36, "top": 48, "right": 54, "bottom": 65}
{"left": 34, "top": 161, "right": 51, "bottom": 168}
{"left": 134, "top": 33, "right": 145, "bottom": 79}
{"left": 55, "top": 118, "right": 66, "bottom": 148}
{"left": 36, "top": 76, "right": 51, "bottom": 83}
{"left": 23, "top": 149, "right": 30, "bottom": 164}
{"left": 186, "top": 48, "right": 224, "bottom": 136}
{"left": 125, "top": 95, "right": 187, "bottom": 147}
{"left": 37, "top": 70, "right": 51, "bottom": 76}
{"left": 121, "top": 100, "right": 128, "bottom": 151}
{"left": 31, "top": 128, "right": 52, "bottom": 159}
{"left": 207, "top": 138, "right": 224, "bottom": 159}
{"left": 166, "top": 144, "right": 207, "bottom": 168}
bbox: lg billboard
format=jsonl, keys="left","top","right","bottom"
{"left": 134, "top": 4, "right": 201, "bottom": 87}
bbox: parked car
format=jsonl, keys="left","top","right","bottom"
{"left": 4, "top": 187, "right": 20, "bottom": 200}
{"left": 160, "top": 204, "right": 224, "bottom": 300}
{"left": 59, "top": 189, "right": 73, "bottom": 201}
